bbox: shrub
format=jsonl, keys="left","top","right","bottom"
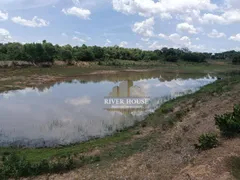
{"left": 0, "top": 153, "right": 31, "bottom": 178}
{"left": 215, "top": 104, "right": 240, "bottom": 137}
{"left": 194, "top": 133, "right": 219, "bottom": 150}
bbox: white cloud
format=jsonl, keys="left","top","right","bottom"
{"left": 119, "top": 41, "right": 128, "bottom": 47}
{"left": 62, "top": 7, "right": 91, "bottom": 20}
{"left": 65, "top": 96, "right": 91, "bottom": 106}
{"left": 72, "top": 36, "right": 86, "bottom": 43}
{"left": 112, "top": 0, "right": 217, "bottom": 17}
{"left": 105, "top": 39, "right": 112, "bottom": 46}
{"left": 229, "top": 34, "right": 240, "bottom": 42}
{"left": 11, "top": 16, "right": 49, "bottom": 27}
{"left": 196, "top": 37, "right": 200, "bottom": 40}
{"left": 149, "top": 41, "right": 165, "bottom": 49}
{"left": 132, "top": 17, "right": 154, "bottom": 37}
{"left": 156, "top": 32, "right": 205, "bottom": 51}
{"left": 0, "top": 28, "right": 12, "bottom": 43}
{"left": 176, "top": 22, "right": 198, "bottom": 34}
{"left": 208, "top": 29, "right": 226, "bottom": 38}
{"left": 160, "top": 12, "right": 172, "bottom": 20}
{"left": 169, "top": 33, "right": 191, "bottom": 46}
{"left": 158, "top": 33, "right": 168, "bottom": 40}
{"left": 177, "top": 9, "right": 201, "bottom": 23}
{"left": 201, "top": 10, "right": 240, "bottom": 24}
{"left": 0, "top": 10, "right": 8, "bottom": 21}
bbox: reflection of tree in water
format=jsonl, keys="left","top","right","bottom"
{"left": 109, "top": 80, "right": 145, "bottom": 98}
{"left": 158, "top": 73, "right": 180, "bottom": 82}
{"left": 23, "top": 71, "right": 203, "bottom": 92}
{"left": 37, "top": 86, "right": 51, "bottom": 92}
{"left": 107, "top": 80, "right": 147, "bottom": 114}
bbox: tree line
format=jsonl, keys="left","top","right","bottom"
{"left": 0, "top": 40, "right": 239, "bottom": 64}
{"left": 212, "top": 50, "right": 240, "bottom": 64}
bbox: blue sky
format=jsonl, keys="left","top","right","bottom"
{"left": 0, "top": 0, "right": 239, "bottom": 52}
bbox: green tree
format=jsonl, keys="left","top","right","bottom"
{"left": 61, "top": 49, "right": 73, "bottom": 62}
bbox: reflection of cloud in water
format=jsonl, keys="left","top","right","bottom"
{"left": 156, "top": 76, "right": 216, "bottom": 89}
{"left": 0, "top": 75, "right": 217, "bottom": 147}
{"left": 0, "top": 103, "right": 32, "bottom": 114}
{"left": 1, "top": 88, "right": 51, "bottom": 99}
{"left": 65, "top": 96, "right": 91, "bottom": 106}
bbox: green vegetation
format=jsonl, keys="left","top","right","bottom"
{"left": 232, "top": 55, "right": 240, "bottom": 65}
{"left": 0, "top": 131, "right": 135, "bottom": 163}
{"left": 212, "top": 50, "right": 240, "bottom": 61}
{"left": 1, "top": 41, "right": 239, "bottom": 66}
{"left": 2, "top": 41, "right": 238, "bottom": 65}
{"left": 0, "top": 134, "right": 150, "bottom": 179}
{"left": 215, "top": 104, "right": 240, "bottom": 137}
{"left": 0, "top": 153, "right": 76, "bottom": 179}
{"left": 180, "top": 52, "right": 206, "bottom": 62}
{"left": 194, "top": 133, "right": 219, "bottom": 150}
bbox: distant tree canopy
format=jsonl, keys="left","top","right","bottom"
{"left": 0, "top": 40, "right": 239, "bottom": 64}
{"left": 181, "top": 52, "right": 206, "bottom": 62}
{"left": 232, "top": 55, "right": 240, "bottom": 65}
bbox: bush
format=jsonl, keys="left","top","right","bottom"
{"left": 215, "top": 104, "right": 240, "bottom": 137}
{"left": 194, "top": 133, "right": 219, "bottom": 150}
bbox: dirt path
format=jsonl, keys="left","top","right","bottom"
{"left": 26, "top": 83, "right": 240, "bottom": 180}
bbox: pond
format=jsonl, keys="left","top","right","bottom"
{"left": 0, "top": 71, "right": 217, "bottom": 147}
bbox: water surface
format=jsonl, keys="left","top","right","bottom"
{"left": 0, "top": 71, "right": 216, "bottom": 147}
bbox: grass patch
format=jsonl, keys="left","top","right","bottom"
{"left": 0, "top": 152, "right": 102, "bottom": 179}
{"left": 0, "top": 134, "right": 150, "bottom": 179}
{"left": 0, "top": 131, "right": 134, "bottom": 163}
